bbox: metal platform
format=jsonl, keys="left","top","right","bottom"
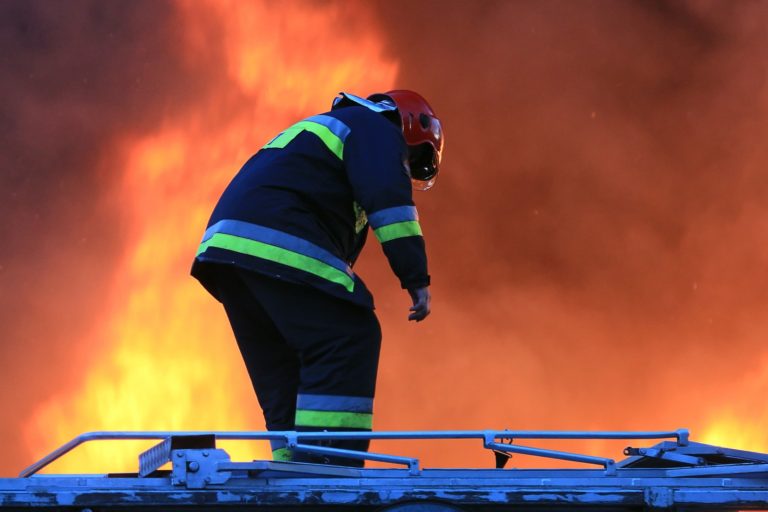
{"left": 3, "top": 428, "right": 768, "bottom": 510}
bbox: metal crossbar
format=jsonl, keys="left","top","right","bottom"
{"left": 19, "top": 428, "right": 689, "bottom": 477}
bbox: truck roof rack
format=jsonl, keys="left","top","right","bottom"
{"left": 5, "top": 428, "right": 768, "bottom": 510}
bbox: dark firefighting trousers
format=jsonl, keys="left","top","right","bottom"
{"left": 210, "top": 265, "right": 381, "bottom": 467}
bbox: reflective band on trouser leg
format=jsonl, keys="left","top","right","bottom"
{"left": 294, "top": 410, "right": 373, "bottom": 429}
{"left": 373, "top": 221, "right": 422, "bottom": 243}
{"left": 197, "top": 231, "right": 355, "bottom": 292}
{"left": 297, "top": 393, "right": 373, "bottom": 413}
{"left": 295, "top": 393, "right": 373, "bottom": 430}
{"left": 262, "top": 114, "right": 350, "bottom": 160}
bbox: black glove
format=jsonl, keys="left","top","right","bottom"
{"left": 408, "top": 286, "right": 431, "bottom": 322}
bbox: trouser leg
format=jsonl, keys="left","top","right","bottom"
{"left": 293, "top": 308, "right": 381, "bottom": 466}
{"left": 239, "top": 271, "right": 382, "bottom": 467}
{"left": 213, "top": 267, "right": 300, "bottom": 461}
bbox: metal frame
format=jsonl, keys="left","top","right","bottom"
{"left": 19, "top": 428, "right": 690, "bottom": 477}
{"left": 6, "top": 428, "right": 768, "bottom": 511}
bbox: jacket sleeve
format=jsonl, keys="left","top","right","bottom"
{"left": 342, "top": 110, "right": 430, "bottom": 290}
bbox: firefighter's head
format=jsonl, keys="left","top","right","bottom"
{"left": 368, "top": 90, "right": 444, "bottom": 191}
{"left": 332, "top": 90, "right": 444, "bottom": 191}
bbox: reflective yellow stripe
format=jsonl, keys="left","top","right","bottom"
{"left": 197, "top": 232, "right": 355, "bottom": 292}
{"left": 263, "top": 120, "right": 345, "bottom": 159}
{"left": 373, "top": 221, "right": 423, "bottom": 243}
{"left": 295, "top": 409, "right": 373, "bottom": 429}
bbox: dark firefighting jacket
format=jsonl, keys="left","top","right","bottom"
{"left": 192, "top": 99, "right": 429, "bottom": 309}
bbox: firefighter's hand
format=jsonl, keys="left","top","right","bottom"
{"left": 408, "top": 286, "right": 431, "bottom": 322}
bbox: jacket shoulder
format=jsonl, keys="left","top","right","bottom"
{"left": 326, "top": 106, "right": 401, "bottom": 137}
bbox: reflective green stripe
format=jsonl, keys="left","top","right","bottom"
{"left": 373, "top": 221, "right": 423, "bottom": 243}
{"left": 272, "top": 448, "right": 292, "bottom": 462}
{"left": 263, "top": 120, "right": 345, "bottom": 159}
{"left": 295, "top": 409, "right": 373, "bottom": 429}
{"left": 197, "top": 233, "right": 355, "bottom": 292}
{"left": 263, "top": 126, "right": 304, "bottom": 150}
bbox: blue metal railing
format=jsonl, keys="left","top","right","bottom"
{"left": 19, "top": 428, "right": 689, "bottom": 478}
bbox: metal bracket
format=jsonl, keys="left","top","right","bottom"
{"left": 139, "top": 437, "right": 173, "bottom": 477}
{"left": 171, "top": 448, "right": 232, "bottom": 489}
{"left": 139, "top": 434, "right": 216, "bottom": 477}
{"left": 623, "top": 447, "right": 703, "bottom": 466}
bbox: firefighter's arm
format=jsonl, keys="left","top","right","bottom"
{"left": 343, "top": 110, "right": 431, "bottom": 319}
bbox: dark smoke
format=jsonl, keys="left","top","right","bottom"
{"left": 0, "top": 0, "right": 198, "bottom": 475}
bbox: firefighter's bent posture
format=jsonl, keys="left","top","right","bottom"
{"left": 191, "top": 91, "right": 444, "bottom": 466}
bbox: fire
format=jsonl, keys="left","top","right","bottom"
{"left": 24, "top": 0, "right": 397, "bottom": 474}
{"left": 700, "top": 355, "right": 768, "bottom": 453}
{"left": 18, "top": 0, "right": 767, "bottom": 479}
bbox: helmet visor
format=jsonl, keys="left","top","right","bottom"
{"left": 408, "top": 142, "right": 439, "bottom": 182}
{"left": 412, "top": 176, "right": 437, "bottom": 191}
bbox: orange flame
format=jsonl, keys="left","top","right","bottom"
{"left": 700, "top": 354, "right": 768, "bottom": 453}
{"left": 20, "top": 1, "right": 767, "bottom": 478}
{"left": 24, "top": 0, "right": 397, "bottom": 473}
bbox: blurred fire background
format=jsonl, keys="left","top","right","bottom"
{"left": 2, "top": 0, "right": 768, "bottom": 475}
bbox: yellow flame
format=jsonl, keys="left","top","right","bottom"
{"left": 25, "top": 0, "right": 397, "bottom": 474}
{"left": 699, "top": 354, "right": 768, "bottom": 453}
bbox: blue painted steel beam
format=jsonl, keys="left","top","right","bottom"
{"left": 4, "top": 470, "right": 768, "bottom": 510}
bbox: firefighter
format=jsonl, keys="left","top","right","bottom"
{"left": 191, "top": 90, "right": 444, "bottom": 467}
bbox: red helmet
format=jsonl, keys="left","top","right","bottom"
{"left": 368, "top": 90, "right": 444, "bottom": 191}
